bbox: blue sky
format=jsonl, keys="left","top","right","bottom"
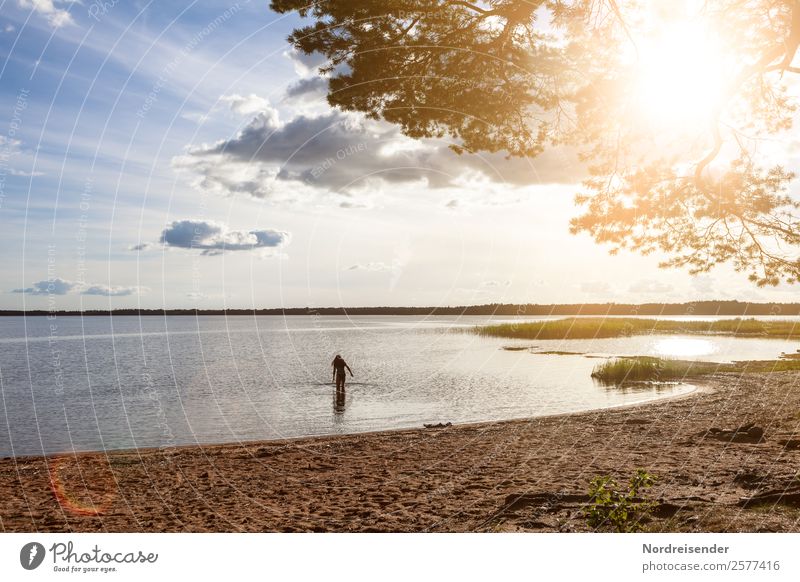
{"left": 0, "top": 0, "right": 796, "bottom": 310}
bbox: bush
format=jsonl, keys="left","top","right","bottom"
{"left": 584, "top": 469, "right": 657, "bottom": 532}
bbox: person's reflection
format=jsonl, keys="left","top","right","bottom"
{"left": 333, "top": 388, "right": 346, "bottom": 416}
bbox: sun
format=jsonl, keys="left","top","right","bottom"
{"left": 630, "top": 18, "right": 727, "bottom": 130}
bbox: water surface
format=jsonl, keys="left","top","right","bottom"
{"left": 0, "top": 315, "right": 795, "bottom": 457}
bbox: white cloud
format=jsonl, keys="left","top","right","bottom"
{"left": 0, "top": 136, "right": 21, "bottom": 150}
{"left": 12, "top": 278, "right": 78, "bottom": 295}
{"left": 17, "top": 0, "right": 75, "bottom": 28}
{"left": 82, "top": 285, "right": 148, "bottom": 297}
{"left": 173, "top": 149, "right": 282, "bottom": 200}
{"left": 1, "top": 137, "right": 45, "bottom": 176}
{"left": 180, "top": 111, "right": 210, "bottom": 124}
{"left": 345, "top": 260, "right": 407, "bottom": 290}
{"left": 285, "top": 77, "right": 328, "bottom": 102}
{"left": 220, "top": 93, "right": 278, "bottom": 120}
{"left": 9, "top": 168, "right": 45, "bottom": 177}
{"left": 11, "top": 279, "right": 145, "bottom": 296}
{"left": 344, "top": 241, "right": 411, "bottom": 290}
{"left": 137, "top": 219, "right": 291, "bottom": 256}
{"left": 284, "top": 48, "right": 328, "bottom": 77}
{"left": 346, "top": 262, "right": 394, "bottom": 272}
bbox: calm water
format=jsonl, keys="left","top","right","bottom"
{"left": 0, "top": 315, "right": 797, "bottom": 457}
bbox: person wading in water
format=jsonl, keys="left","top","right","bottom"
{"left": 331, "top": 355, "right": 353, "bottom": 392}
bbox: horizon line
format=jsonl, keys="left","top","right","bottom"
{"left": 3, "top": 300, "right": 800, "bottom": 316}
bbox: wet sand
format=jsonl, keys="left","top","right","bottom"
{"left": 2, "top": 372, "right": 800, "bottom": 532}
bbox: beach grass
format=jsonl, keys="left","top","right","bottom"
{"left": 475, "top": 317, "right": 800, "bottom": 340}
{"left": 591, "top": 357, "right": 718, "bottom": 384}
{"left": 591, "top": 356, "right": 800, "bottom": 385}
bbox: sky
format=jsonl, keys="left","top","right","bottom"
{"left": 0, "top": 0, "right": 797, "bottom": 310}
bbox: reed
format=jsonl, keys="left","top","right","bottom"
{"left": 590, "top": 357, "right": 716, "bottom": 384}
{"left": 476, "top": 317, "right": 800, "bottom": 340}
{"left": 591, "top": 356, "right": 800, "bottom": 385}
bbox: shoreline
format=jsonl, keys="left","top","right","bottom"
{"left": 0, "top": 382, "right": 701, "bottom": 462}
{"left": 2, "top": 372, "right": 800, "bottom": 532}
{"left": 4, "top": 299, "right": 800, "bottom": 317}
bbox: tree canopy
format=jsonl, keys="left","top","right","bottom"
{"left": 270, "top": 0, "right": 800, "bottom": 286}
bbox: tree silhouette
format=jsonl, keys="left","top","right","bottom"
{"left": 271, "top": 0, "right": 800, "bottom": 285}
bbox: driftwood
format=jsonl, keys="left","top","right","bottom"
{"left": 423, "top": 422, "right": 452, "bottom": 429}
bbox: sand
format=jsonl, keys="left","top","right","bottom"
{"left": 2, "top": 371, "right": 800, "bottom": 532}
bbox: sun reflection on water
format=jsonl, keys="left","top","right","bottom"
{"left": 652, "top": 337, "right": 716, "bottom": 358}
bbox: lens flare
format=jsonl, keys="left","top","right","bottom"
{"left": 48, "top": 456, "right": 116, "bottom": 516}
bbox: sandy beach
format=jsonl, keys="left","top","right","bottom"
{"left": 2, "top": 371, "right": 800, "bottom": 532}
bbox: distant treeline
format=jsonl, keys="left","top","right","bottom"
{"left": 3, "top": 301, "right": 800, "bottom": 317}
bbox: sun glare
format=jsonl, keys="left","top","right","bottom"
{"left": 653, "top": 337, "right": 715, "bottom": 358}
{"left": 631, "top": 20, "right": 727, "bottom": 129}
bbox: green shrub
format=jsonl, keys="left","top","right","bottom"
{"left": 584, "top": 469, "right": 657, "bottom": 532}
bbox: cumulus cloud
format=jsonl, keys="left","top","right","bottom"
{"left": 11, "top": 279, "right": 145, "bottom": 296}
{"left": 12, "top": 278, "right": 78, "bottom": 295}
{"left": 143, "top": 219, "right": 290, "bottom": 256}
{"left": 285, "top": 77, "right": 329, "bottom": 102}
{"left": 17, "top": 0, "right": 74, "bottom": 28}
{"left": 284, "top": 49, "right": 329, "bottom": 77}
{"left": 173, "top": 152, "right": 280, "bottom": 200}
{"left": 82, "top": 285, "right": 147, "bottom": 297}
{"left": 220, "top": 94, "right": 278, "bottom": 120}
{"left": 176, "top": 109, "right": 581, "bottom": 202}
